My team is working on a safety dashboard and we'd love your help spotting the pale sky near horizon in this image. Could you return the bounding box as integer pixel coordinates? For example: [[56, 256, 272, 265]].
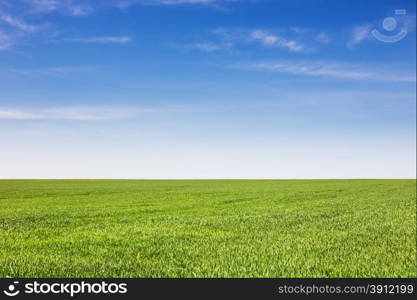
[[0, 0, 415, 179]]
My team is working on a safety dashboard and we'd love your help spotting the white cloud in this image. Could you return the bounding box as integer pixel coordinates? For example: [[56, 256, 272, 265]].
[[235, 61, 416, 82], [290, 26, 309, 34], [250, 30, 278, 46], [0, 106, 146, 121], [21, 0, 62, 13], [5, 65, 96, 77], [144, 0, 218, 4], [19, 0, 239, 13], [0, 109, 40, 120], [0, 29, 13, 50], [250, 29, 304, 52], [315, 32, 331, 44], [0, 1, 93, 51], [0, 13, 41, 51], [184, 42, 222, 51], [20, 0, 93, 16], [63, 36, 132, 44], [0, 0, 245, 51], [347, 24, 371, 48], [118, 0, 229, 6], [0, 14, 39, 31]]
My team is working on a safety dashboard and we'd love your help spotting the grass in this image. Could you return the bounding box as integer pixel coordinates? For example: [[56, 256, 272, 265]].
[[0, 179, 415, 278]]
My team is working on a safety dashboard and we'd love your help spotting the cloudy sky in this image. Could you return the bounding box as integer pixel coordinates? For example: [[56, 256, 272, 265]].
[[0, 0, 415, 179]]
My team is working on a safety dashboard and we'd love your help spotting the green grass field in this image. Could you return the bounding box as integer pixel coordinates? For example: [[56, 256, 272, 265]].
[[0, 179, 415, 278]]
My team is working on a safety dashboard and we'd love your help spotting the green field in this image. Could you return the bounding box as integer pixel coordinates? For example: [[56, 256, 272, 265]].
[[0, 179, 415, 278]]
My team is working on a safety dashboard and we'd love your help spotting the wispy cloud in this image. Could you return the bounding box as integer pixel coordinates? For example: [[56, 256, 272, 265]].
[[0, 14, 39, 31], [315, 32, 331, 44], [0, 12, 41, 50], [18, 0, 242, 14], [0, 106, 147, 121], [290, 26, 309, 34], [20, 0, 93, 16], [250, 30, 279, 46], [0, 0, 246, 51], [347, 24, 371, 48], [250, 29, 304, 52], [234, 61, 416, 82], [5, 65, 96, 77], [208, 27, 308, 53], [139, 0, 219, 4], [0, 1, 95, 51], [184, 42, 221, 52], [62, 36, 132, 44], [117, 0, 236, 7], [0, 29, 13, 50]]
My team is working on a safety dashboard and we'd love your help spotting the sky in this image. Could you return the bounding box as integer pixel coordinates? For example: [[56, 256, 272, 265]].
[[0, 0, 415, 179]]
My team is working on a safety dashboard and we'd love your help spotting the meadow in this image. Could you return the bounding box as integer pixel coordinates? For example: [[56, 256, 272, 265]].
[[0, 179, 415, 278]]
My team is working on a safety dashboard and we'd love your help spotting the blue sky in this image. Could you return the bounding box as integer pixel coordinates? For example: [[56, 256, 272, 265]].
[[0, 0, 415, 178]]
